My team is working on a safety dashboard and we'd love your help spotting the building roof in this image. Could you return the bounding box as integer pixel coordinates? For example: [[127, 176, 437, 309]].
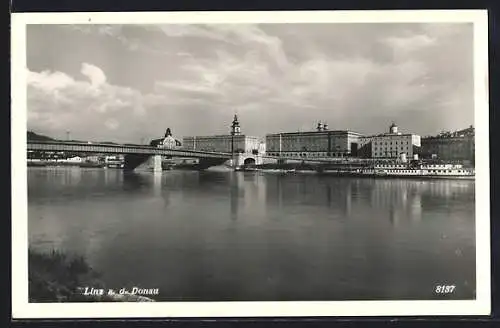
[[183, 134, 261, 140], [422, 125, 475, 139], [266, 130, 364, 137], [422, 135, 474, 141], [371, 133, 418, 138]]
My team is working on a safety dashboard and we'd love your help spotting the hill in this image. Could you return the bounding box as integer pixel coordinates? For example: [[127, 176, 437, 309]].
[[27, 131, 56, 141]]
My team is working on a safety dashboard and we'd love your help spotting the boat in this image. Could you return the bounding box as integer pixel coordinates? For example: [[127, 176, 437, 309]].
[[360, 162, 475, 179], [105, 163, 124, 169], [105, 155, 125, 169], [235, 166, 259, 172]]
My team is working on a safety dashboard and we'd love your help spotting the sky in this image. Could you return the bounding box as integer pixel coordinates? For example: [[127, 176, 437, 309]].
[[26, 23, 474, 143]]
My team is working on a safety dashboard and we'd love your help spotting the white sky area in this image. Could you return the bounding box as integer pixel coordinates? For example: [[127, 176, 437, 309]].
[[26, 23, 474, 143]]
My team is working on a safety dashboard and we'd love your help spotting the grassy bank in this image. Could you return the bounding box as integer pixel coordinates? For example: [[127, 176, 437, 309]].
[[29, 249, 107, 302], [28, 249, 154, 302]]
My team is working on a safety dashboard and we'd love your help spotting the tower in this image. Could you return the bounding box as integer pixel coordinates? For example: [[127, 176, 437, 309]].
[[231, 114, 241, 136], [317, 121, 323, 131], [389, 122, 398, 134], [161, 127, 176, 149]]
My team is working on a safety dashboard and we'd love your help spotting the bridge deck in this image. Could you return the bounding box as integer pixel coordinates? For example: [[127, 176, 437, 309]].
[[27, 141, 232, 159], [27, 141, 395, 165]]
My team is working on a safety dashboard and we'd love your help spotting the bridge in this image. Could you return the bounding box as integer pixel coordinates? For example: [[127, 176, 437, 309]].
[[27, 141, 387, 172], [27, 141, 232, 171]]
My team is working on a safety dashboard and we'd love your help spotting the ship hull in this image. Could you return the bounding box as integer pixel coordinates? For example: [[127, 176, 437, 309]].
[[318, 170, 474, 180]]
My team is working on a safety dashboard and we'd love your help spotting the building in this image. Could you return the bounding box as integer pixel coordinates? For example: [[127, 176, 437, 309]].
[[369, 123, 421, 160], [182, 115, 264, 155], [358, 136, 374, 158], [151, 128, 182, 148], [160, 128, 181, 149], [182, 135, 263, 154], [84, 155, 101, 163], [105, 155, 124, 163], [64, 156, 83, 163], [265, 121, 363, 158], [420, 125, 475, 163]]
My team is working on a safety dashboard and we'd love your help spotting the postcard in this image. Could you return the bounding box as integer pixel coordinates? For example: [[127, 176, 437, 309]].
[[11, 9, 490, 318]]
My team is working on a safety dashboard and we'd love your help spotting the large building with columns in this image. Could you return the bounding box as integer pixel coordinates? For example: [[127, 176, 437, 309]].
[[265, 122, 363, 159], [265, 122, 421, 161]]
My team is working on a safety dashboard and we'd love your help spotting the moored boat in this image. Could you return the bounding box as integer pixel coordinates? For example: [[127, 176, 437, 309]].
[[361, 162, 474, 179], [235, 165, 259, 172]]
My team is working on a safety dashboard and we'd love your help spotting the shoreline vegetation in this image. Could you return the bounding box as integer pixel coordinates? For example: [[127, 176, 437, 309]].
[[28, 249, 155, 302]]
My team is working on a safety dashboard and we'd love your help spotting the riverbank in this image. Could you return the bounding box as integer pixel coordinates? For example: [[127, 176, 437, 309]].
[[28, 161, 105, 168], [28, 249, 155, 302]]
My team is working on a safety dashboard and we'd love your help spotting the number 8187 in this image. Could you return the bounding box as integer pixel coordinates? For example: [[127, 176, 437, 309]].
[[435, 285, 455, 294]]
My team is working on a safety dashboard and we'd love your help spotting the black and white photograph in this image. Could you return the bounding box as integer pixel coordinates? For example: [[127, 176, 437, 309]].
[[11, 10, 490, 318]]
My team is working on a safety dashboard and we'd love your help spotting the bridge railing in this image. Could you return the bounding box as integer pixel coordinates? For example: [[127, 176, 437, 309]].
[[27, 141, 232, 158]]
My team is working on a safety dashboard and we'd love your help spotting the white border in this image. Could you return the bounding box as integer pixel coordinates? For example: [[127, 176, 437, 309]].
[[11, 10, 490, 318]]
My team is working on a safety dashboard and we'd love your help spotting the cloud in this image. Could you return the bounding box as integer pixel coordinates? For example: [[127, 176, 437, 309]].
[[27, 63, 148, 141], [81, 63, 107, 86], [28, 70, 75, 92], [104, 118, 119, 130], [384, 34, 436, 57], [27, 23, 475, 142]]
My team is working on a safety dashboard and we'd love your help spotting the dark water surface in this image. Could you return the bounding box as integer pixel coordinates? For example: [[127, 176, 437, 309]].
[[28, 167, 476, 301]]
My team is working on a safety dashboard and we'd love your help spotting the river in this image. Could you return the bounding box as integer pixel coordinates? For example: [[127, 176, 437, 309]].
[[28, 166, 476, 301]]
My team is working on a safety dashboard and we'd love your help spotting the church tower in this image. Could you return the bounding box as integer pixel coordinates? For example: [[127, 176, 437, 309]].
[[317, 121, 323, 131], [389, 122, 398, 134], [231, 114, 241, 136]]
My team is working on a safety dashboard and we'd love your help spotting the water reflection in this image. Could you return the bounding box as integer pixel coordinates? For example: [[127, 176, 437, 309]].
[[28, 168, 476, 301], [228, 172, 268, 221], [326, 185, 332, 208], [229, 173, 241, 221], [264, 176, 474, 226], [153, 172, 162, 197], [122, 171, 148, 190]]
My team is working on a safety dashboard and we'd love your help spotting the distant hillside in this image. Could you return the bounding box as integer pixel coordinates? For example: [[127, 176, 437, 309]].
[[27, 131, 143, 145], [27, 131, 56, 141]]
